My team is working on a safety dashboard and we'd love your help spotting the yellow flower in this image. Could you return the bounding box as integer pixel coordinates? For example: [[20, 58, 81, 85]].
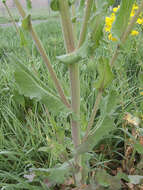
[[113, 5, 120, 13], [130, 4, 138, 17], [137, 18, 143, 24], [140, 91, 143, 95], [131, 30, 139, 36], [108, 33, 117, 41]]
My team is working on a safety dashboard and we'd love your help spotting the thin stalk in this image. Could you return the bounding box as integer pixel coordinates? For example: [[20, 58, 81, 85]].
[[3, 2, 19, 34], [13, 0, 71, 109], [59, 0, 81, 185], [78, 0, 93, 47], [110, 0, 143, 66], [82, 90, 102, 142], [71, 4, 77, 44]]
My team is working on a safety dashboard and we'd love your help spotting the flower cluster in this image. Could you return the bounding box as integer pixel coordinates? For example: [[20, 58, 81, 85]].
[[105, 4, 143, 41]]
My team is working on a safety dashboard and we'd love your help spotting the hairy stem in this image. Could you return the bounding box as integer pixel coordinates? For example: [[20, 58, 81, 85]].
[[78, 0, 93, 47], [59, 0, 81, 185], [13, 0, 70, 109]]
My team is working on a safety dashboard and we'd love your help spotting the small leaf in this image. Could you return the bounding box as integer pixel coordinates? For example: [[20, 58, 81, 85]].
[[19, 29, 28, 47], [89, 14, 104, 51], [68, 0, 75, 6], [2, 0, 6, 3], [111, 0, 135, 40], [76, 116, 114, 155], [26, 0, 32, 10], [57, 39, 88, 65], [22, 14, 31, 31], [50, 0, 59, 11], [95, 57, 114, 89]]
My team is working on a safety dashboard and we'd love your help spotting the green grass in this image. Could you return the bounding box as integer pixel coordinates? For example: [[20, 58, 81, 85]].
[[0, 17, 143, 189]]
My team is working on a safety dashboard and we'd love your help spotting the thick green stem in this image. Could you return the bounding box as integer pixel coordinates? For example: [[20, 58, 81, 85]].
[[59, 0, 81, 185], [13, 0, 70, 109], [110, 0, 143, 66], [78, 0, 93, 47]]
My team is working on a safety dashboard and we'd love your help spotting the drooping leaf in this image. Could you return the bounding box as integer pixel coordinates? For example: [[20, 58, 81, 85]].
[[50, 0, 59, 11], [76, 116, 114, 155], [22, 14, 31, 31], [56, 39, 88, 65], [14, 61, 67, 114], [26, 0, 32, 10], [94, 57, 114, 89], [111, 0, 135, 40]]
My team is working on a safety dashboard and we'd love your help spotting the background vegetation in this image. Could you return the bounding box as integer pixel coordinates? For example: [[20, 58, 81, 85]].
[[0, 0, 143, 189]]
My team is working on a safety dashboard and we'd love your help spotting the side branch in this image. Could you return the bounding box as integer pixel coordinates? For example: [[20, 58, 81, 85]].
[[13, 0, 71, 109]]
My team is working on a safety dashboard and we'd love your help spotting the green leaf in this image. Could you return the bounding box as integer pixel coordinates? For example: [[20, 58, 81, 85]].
[[14, 61, 67, 114], [2, 0, 6, 3], [95, 169, 121, 190], [111, 0, 135, 40], [13, 90, 25, 107], [134, 142, 143, 154], [89, 14, 104, 51], [138, 72, 143, 86], [19, 29, 28, 47], [96, 169, 111, 187], [95, 57, 114, 89], [31, 160, 73, 184], [22, 14, 31, 31], [26, 0, 32, 10], [116, 172, 129, 182], [50, 0, 59, 11], [89, 0, 114, 53], [100, 90, 119, 116], [68, 0, 75, 6], [56, 39, 88, 65], [75, 116, 114, 155]]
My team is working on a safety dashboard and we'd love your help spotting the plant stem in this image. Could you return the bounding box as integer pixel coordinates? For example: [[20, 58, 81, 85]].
[[3, 2, 19, 34], [13, 0, 71, 109], [59, 0, 81, 185], [110, 0, 143, 66], [82, 89, 103, 142], [78, 0, 93, 47]]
